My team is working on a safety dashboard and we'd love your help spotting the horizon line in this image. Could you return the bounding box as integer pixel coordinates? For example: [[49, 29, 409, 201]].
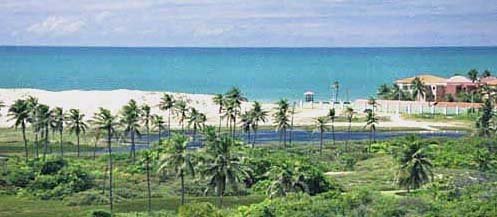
[[2, 44, 497, 49]]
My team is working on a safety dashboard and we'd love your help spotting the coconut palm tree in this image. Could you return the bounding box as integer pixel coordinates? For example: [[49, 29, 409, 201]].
[[26, 96, 40, 157], [8, 99, 30, 162], [50, 107, 64, 157], [396, 139, 433, 193], [222, 99, 236, 137], [35, 104, 51, 161], [328, 108, 336, 146], [288, 102, 296, 146], [152, 114, 166, 143], [187, 107, 206, 144], [314, 116, 330, 154], [212, 94, 225, 133], [174, 100, 188, 133], [66, 109, 88, 158], [141, 104, 152, 147], [92, 108, 118, 215], [274, 99, 290, 147], [344, 107, 355, 150], [120, 99, 142, 162], [202, 135, 250, 207], [225, 87, 248, 137], [266, 163, 308, 198], [468, 69, 479, 83], [482, 70, 492, 78], [364, 109, 378, 151], [240, 111, 253, 144], [92, 128, 102, 160], [140, 150, 153, 213], [158, 134, 195, 205], [332, 81, 340, 104], [159, 93, 175, 137], [411, 77, 426, 101], [250, 101, 268, 147]]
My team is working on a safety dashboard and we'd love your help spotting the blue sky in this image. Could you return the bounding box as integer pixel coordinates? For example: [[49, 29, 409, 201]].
[[1, 0, 497, 47]]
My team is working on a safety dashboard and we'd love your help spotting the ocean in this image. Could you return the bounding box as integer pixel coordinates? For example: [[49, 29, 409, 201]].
[[1, 46, 497, 102]]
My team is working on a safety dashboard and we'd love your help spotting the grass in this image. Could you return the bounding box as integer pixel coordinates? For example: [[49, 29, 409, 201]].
[[0, 195, 265, 217]]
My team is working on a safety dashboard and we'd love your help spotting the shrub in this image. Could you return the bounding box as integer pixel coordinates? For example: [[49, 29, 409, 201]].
[[90, 210, 111, 217], [178, 202, 223, 217]]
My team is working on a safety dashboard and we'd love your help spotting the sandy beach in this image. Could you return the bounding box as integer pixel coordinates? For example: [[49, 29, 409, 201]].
[[0, 88, 462, 130]]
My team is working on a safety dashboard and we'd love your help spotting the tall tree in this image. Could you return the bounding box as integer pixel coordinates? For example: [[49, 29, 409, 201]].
[[411, 77, 426, 101], [377, 84, 391, 99], [141, 104, 152, 148], [328, 108, 336, 146], [364, 109, 378, 151], [158, 134, 195, 205], [152, 114, 166, 143], [203, 135, 250, 207], [140, 150, 153, 213], [225, 87, 248, 137], [120, 99, 142, 162], [476, 99, 493, 137], [174, 100, 188, 133], [344, 107, 355, 151], [35, 104, 51, 161], [468, 69, 479, 83], [314, 116, 330, 154], [240, 111, 254, 144], [250, 101, 268, 147], [8, 99, 30, 162], [26, 96, 40, 158], [482, 69, 492, 78], [267, 163, 308, 198], [212, 94, 225, 133], [159, 93, 175, 137], [274, 99, 290, 147], [50, 107, 64, 158], [92, 108, 118, 215], [333, 81, 340, 104], [187, 107, 206, 144], [395, 138, 433, 193], [66, 109, 88, 158]]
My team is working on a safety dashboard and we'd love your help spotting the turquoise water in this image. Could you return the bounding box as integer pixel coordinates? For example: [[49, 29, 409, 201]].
[[1, 46, 497, 101]]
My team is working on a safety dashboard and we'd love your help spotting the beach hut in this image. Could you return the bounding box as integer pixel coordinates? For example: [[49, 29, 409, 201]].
[[304, 91, 314, 103]]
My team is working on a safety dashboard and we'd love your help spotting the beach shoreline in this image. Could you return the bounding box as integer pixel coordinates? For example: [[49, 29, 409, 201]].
[[0, 88, 465, 130]]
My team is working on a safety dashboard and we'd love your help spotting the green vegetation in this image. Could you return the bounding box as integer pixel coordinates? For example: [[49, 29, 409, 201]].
[[2, 87, 497, 217]]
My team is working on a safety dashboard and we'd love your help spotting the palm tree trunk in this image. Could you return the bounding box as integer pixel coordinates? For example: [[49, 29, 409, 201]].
[[43, 126, 49, 161], [218, 108, 222, 133], [320, 130, 323, 154], [168, 110, 171, 138], [93, 139, 97, 160], [347, 121, 351, 152], [22, 123, 28, 162], [283, 128, 287, 147], [193, 126, 197, 144], [146, 125, 150, 148], [146, 156, 152, 213], [131, 131, 136, 162], [331, 119, 335, 146], [233, 114, 237, 139], [59, 130, 64, 158], [158, 127, 162, 143], [180, 173, 185, 205], [252, 125, 257, 148], [77, 132, 81, 158], [35, 132, 39, 159], [107, 129, 114, 216]]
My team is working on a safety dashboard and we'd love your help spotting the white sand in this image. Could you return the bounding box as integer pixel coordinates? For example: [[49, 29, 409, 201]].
[[0, 88, 460, 130]]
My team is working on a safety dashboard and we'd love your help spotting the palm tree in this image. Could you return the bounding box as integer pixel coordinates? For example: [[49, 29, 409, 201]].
[[482, 70, 492, 78], [203, 135, 250, 207], [120, 99, 142, 162], [344, 107, 355, 150], [222, 99, 236, 137], [250, 101, 268, 147], [66, 109, 88, 158], [92, 108, 118, 215], [159, 93, 175, 137], [274, 99, 290, 147], [140, 150, 153, 213], [174, 100, 188, 133], [377, 84, 391, 99], [141, 104, 152, 148], [225, 87, 248, 137], [314, 116, 330, 154], [396, 139, 433, 193], [364, 109, 378, 151], [187, 107, 206, 144], [152, 114, 166, 143], [26, 96, 39, 158], [468, 69, 479, 83], [92, 128, 102, 160], [328, 108, 336, 146], [411, 77, 426, 101], [240, 111, 253, 144], [158, 134, 195, 205], [267, 163, 308, 198], [8, 99, 30, 162], [332, 81, 340, 104], [50, 107, 64, 157], [35, 104, 51, 161], [288, 102, 296, 146], [212, 94, 225, 133]]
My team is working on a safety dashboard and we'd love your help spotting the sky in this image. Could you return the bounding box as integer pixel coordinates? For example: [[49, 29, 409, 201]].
[[1, 0, 497, 47]]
